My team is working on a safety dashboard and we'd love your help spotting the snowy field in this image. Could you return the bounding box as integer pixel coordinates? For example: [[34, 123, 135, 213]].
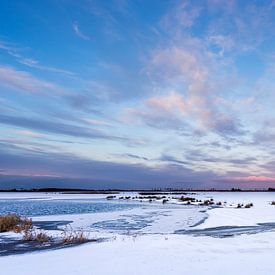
[[1, 192, 275, 274]]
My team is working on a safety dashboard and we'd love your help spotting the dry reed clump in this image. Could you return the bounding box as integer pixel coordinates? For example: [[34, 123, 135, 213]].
[[0, 214, 32, 233], [23, 230, 52, 243], [61, 226, 89, 244]]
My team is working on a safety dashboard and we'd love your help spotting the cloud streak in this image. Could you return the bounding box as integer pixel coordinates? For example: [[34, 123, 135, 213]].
[[0, 114, 127, 142], [0, 65, 66, 95], [72, 21, 91, 40]]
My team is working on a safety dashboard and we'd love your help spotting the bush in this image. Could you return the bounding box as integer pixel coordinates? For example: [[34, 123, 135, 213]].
[[0, 214, 20, 232], [237, 203, 243, 208], [244, 203, 253, 208], [201, 200, 214, 206], [271, 201, 275, 205], [0, 214, 32, 233], [106, 195, 116, 200], [179, 196, 196, 202]]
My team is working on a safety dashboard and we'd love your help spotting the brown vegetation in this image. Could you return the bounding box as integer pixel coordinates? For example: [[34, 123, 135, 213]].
[[23, 230, 52, 243], [61, 226, 89, 244], [0, 214, 32, 233], [179, 196, 196, 203]]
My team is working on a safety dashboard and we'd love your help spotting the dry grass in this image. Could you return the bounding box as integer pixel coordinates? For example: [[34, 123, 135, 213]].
[[0, 214, 92, 247], [0, 214, 32, 233], [23, 230, 52, 243], [61, 226, 89, 244]]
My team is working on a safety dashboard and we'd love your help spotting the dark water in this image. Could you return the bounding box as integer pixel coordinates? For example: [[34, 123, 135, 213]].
[[0, 199, 142, 216], [175, 223, 275, 238]]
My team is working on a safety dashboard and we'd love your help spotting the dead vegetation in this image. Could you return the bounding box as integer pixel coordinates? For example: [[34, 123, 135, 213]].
[[200, 199, 215, 206], [0, 214, 91, 247], [23, 230, 52, 243], [61, 226, 89, 244], [236, 202, 254, 208], [179, 196, 196, 203], [0, 214, 32, 233]]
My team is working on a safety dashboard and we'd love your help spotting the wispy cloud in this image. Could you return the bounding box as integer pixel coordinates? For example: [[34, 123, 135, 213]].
[[15, 130, 44, 138], [72, 21, 91, 40], [0, 65, 65, 95], [18, 57, 75, 76], [0, 113, 126, 142], [0, 40, 75, 76]]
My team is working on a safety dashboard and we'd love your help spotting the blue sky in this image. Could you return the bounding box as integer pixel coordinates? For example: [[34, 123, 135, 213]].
[[1, 0, 275, 189]]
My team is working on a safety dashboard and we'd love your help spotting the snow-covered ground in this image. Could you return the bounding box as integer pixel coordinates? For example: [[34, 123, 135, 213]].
[[1, 192, 275, 275], [2, 233, 275, 275]]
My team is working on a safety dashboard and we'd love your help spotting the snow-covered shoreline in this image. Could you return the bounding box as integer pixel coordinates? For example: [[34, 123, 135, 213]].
[[1, 192, 275, 274]]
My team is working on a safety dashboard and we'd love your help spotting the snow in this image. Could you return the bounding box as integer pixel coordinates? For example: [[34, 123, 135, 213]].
[[1, 192, 275, 274], [32, 205, 207, 235], [194, 192, 275, 228], [1, 233, 275, 275]]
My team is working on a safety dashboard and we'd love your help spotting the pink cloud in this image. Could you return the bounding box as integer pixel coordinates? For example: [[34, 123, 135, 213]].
[[0, 66, 67, 95], [146, 92, 186, 114], [16, 130, 43, 138]]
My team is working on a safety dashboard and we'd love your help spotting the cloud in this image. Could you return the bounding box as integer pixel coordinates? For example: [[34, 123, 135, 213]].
[[182, 149, 257, 166], [0, 143, 218, 189], [0, 40, 74, 76], [0, 143, 272, 190], [15, 130, 44, 138], [72, 21, 91, 40], [126, 91, 190, 131], [128, 90, 243, 136], [0, 114, 126, 142], [160, 1, 201, 32], [222, 176, 275, 183], [124, 154, 149, 161], [18, 57, 75, 76], [137, 12, 246, 136], [132, 0, 275, 140], [160, 154, 189, 165], [0, 65, 66, 95]]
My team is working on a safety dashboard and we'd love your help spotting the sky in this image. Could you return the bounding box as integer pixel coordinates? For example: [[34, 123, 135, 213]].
[[1, 0, 275, 190]]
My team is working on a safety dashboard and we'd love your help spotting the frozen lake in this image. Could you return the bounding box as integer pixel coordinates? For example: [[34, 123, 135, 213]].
[[0, 198, 143, 216], [2, 192, 275, 274]]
